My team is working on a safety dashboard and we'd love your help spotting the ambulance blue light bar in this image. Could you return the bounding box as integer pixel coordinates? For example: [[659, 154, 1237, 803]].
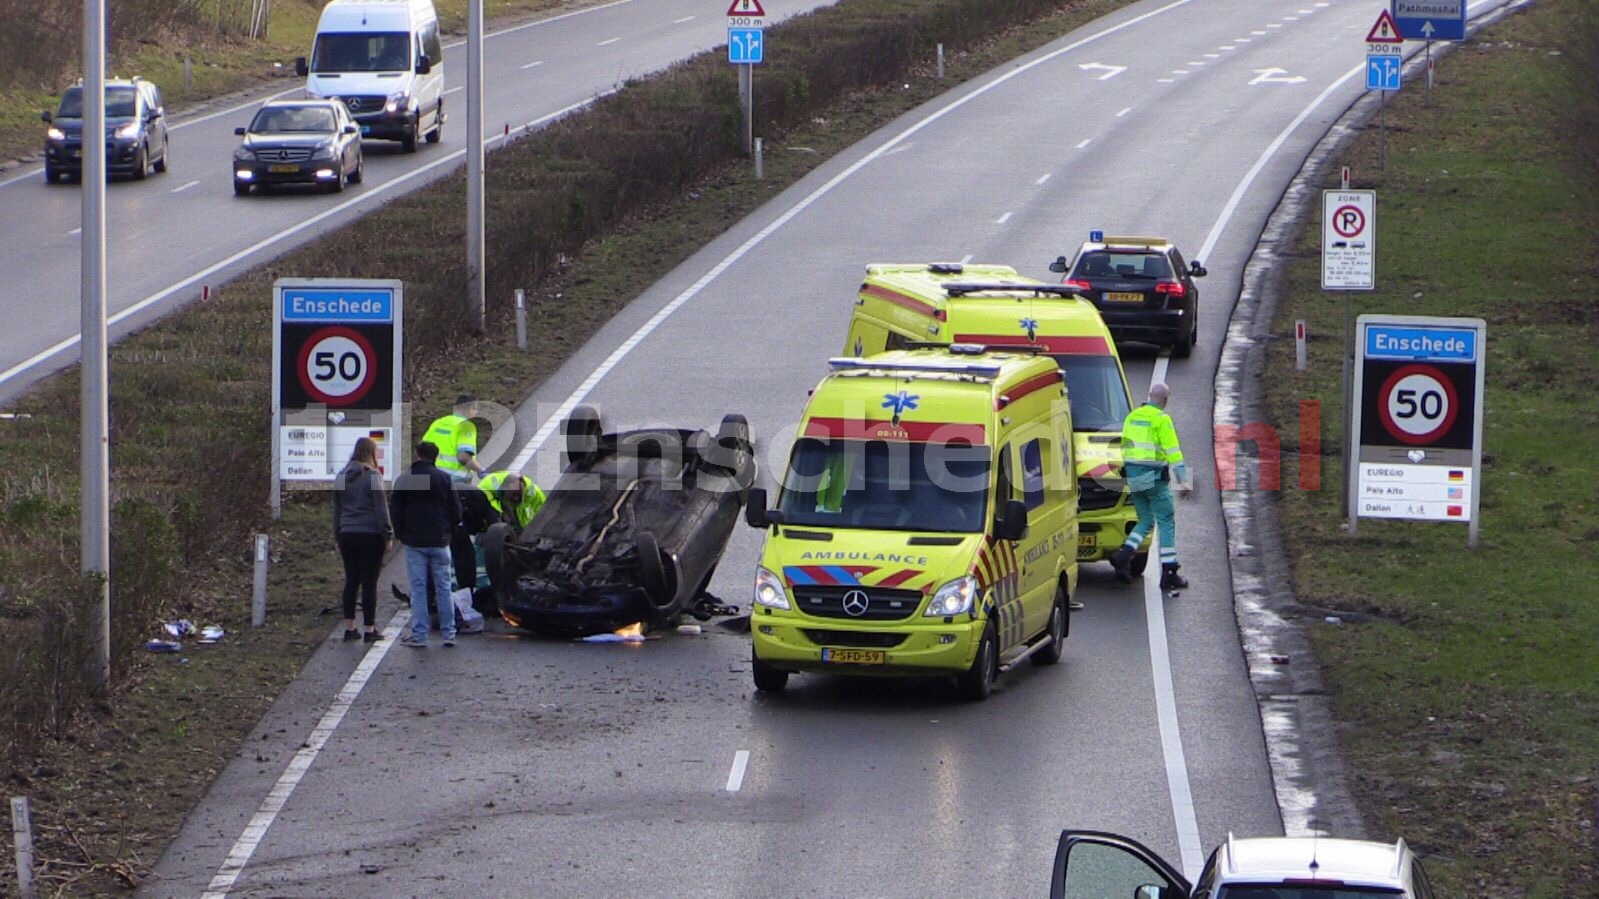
[[826, 356, 1004, 378]]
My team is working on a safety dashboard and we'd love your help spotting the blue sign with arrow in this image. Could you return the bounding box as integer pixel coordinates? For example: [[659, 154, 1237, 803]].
[[1367, 54, 1402, 91], [1392, 0, 1465, 42], [729, 27, 764, 64]]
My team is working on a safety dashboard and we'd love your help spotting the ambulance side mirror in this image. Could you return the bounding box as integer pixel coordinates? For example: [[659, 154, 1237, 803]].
[[1048, 256, 1069, 274], [745, 488, 782, 528], [996, 499, 1028, 542]]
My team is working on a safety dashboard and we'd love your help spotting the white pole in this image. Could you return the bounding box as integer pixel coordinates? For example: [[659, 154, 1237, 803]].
[[514, 289, 527, 350], [466, 0, 485, 334], [11, 797, 34, 899], [251, 534, 269, 627], [1295, 319, 1307, 372], [754, 137, 763, 179], [83, 0, 112, 696], [937, 43, 945, 79]]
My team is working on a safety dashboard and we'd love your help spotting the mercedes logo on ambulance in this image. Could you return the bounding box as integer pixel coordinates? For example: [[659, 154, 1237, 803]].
[[841, 590, 870, 617]]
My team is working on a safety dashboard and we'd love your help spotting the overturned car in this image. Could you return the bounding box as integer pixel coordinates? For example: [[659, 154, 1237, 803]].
[[483, 408, 755, 637]]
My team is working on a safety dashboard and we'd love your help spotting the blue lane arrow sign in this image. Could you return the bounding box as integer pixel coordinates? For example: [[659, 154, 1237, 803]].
[[1367, 54, 1402, 91], [729, 27, 765, 64]]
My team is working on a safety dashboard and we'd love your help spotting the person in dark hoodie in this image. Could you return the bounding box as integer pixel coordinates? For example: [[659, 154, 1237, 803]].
[[332, 436, 393, 643], [389, 441, 463, 647]]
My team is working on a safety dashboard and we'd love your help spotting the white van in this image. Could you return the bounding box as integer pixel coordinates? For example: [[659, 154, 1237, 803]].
[[295, 0, 444, 152]]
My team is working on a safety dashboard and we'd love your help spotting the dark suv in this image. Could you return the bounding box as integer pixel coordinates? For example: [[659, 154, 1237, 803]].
[[1049, 233, 1206, 358], [41, 78, 170, 183]]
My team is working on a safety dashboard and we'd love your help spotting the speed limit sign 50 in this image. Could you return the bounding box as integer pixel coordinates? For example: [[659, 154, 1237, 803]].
[[1377, 364, 1459, 445], [297, 326, 377, 405]]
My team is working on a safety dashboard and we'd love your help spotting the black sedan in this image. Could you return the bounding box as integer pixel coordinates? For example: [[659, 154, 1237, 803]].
[[484, 408, 756, 638], [1049, 233, 1206, 358], [232, 99, 363, 195]]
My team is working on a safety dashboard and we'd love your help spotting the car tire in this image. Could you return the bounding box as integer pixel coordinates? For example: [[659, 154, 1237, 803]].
[[44, 165, 59, 184], [425, 102, 443, 144], [349, 155, 364, 184], [705, 413, 751, 474], [1129, 552, 1150, 578], [329, 162, 346, 193], [956, 622, 998, 701], [401, 116, 419, 153], [560, 405, 604, 471], [636, 532, 675, 608], [482, 522, 514, 598], [153, 137, 168, 174], [233, 180, 250, 196], [752, 648, 789, 693], [1032, 586, 1068, 667], [132, 143, 148, 180]]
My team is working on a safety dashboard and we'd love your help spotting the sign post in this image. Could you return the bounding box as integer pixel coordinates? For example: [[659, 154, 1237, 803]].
[[1350, 315, 1487, 547], [1393, 1, 1464, 105], [1323, 188, 1376, 518], [1366, 10, 1404, 168], [271, 279, 404, 518], [728, 0, 766, 156]]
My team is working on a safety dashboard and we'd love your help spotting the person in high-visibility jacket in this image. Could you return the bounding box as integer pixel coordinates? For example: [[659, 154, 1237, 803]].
[[423, 394, 485, 484], [465, 470, 547, 535], [1110, 382, 1193, 591]]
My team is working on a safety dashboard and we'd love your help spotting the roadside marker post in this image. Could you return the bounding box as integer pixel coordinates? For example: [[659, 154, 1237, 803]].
[[251, 534, 269, 627], [1295, 320, 1307, 372], [515, 288, 528, 350], [11, 796, 35, 899]]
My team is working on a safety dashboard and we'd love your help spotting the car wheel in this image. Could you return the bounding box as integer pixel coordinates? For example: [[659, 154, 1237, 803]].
[[44, 165, 59, 184], [705, 413, 751, 474], [425, 102, 443, 143], [233, 180, 250, 196], [153, 137, 168, 173], [1172, 324, 1193, 359], [956, 622, 998, 701], [1129, 552, 1150, 578], [349, 154, 364, 184], [636, 532, 676, 608], [401, 116, 419, 153], [1032, 586, 1068, 667], [752, 648, 789, 693], [132, 143, 148, 180], [482, 522, 514, 597], [560, 405, 604, 472], [329, 163, 346, 193]]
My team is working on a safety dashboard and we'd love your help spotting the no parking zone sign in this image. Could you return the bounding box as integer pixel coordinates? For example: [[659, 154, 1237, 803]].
[[272, 279, 404, 510], [1350, 314, 1486, 545]]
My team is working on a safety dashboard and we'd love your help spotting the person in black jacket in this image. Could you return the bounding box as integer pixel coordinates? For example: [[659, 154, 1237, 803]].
[[389, 441, 463, 647], [332, 436, 393, 643]]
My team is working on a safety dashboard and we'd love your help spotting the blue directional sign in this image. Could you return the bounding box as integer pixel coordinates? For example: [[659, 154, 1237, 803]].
[[1392, 1, 1466, 41], [729, 27, 764, 64], [1367, 54, 1402, 92]]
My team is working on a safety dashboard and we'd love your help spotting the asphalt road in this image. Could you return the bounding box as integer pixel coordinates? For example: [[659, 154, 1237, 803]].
[[0, 0, 839, 404], [137, 0, 1511, 896]]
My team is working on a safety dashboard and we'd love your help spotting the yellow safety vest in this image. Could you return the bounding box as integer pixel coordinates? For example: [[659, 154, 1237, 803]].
[[478, 471, 547, 529], [1121, 403, 1184, 468], [424, 414, 477, 478]]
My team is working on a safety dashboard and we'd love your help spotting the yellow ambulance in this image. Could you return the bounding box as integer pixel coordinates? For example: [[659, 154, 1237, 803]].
[[843, 263, 1149, 576], [743, 346, 1079, 700]]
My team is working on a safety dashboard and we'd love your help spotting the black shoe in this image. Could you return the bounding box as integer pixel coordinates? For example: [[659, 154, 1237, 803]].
[[342, 629, 360, 642], [363, 631, 383, 643], [1108, 547, 1133, 584], [1160, 563, 1188, 591], [391, 584, 409, 603]]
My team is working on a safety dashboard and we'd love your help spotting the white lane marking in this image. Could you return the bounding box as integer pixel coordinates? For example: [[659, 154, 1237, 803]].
[[996, 212, 1013, 224], [1196, 60, 1362, 263], [1173, 70, 1191, 75], [725, 750, 750, 792], [1079, 62, 1128, 80], [1036, 173, 1052, 186], [1252, 30, 1267, 35], [171, 180, 201, 194], [521, 60, 545, 70], [960, 253, 974, 264], [1, 92, 614, 391], [68, 227, 81, 237], [1235, 37, 1252, 43], [674, 16, 695, 24], [1268, 22, 1283, 28], [445, 85, 464, 97], [1187, 61, 1206, 67], [1220, 45, 1237, 51], [1075, 138, 1091, 149], [1204, 53, 1221, 58], [505, 0, 1201, 473], [1117, 106, 1133, 117], [201, 611, 408, 898], [598, 37, 621, 46], [1158, 78, 1175, 83], [1137, 352, 1202, 880]]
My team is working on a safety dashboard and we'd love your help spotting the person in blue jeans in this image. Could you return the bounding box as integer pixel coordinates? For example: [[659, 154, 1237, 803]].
[[388, 441, 463, 647]]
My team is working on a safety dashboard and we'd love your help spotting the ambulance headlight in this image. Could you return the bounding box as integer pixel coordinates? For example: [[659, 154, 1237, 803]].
[[924, 575, 978, 617], [754, 566, 790, 611]]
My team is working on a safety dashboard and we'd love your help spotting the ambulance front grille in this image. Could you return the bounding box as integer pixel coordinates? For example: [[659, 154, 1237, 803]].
[[793, 586, 923, 621], [1078, 477, 1124, 512], [802, 630, 908, 648]]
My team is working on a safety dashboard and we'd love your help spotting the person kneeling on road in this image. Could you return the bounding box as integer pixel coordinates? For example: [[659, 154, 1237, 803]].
[[1110, 382, 1194, 592], [462, 470, 547, 537]]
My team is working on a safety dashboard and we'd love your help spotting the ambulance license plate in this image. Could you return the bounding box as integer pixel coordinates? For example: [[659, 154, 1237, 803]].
[[1104, 291, 1144, 303], [1078, 534, 1096, 547], [269, 164, 299, 173], [822, 648, 885, 665]]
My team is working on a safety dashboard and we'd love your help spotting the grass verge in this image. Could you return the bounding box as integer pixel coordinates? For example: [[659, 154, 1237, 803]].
[[0, 0, 1137, 892], [1261, 1, 1599, 894]]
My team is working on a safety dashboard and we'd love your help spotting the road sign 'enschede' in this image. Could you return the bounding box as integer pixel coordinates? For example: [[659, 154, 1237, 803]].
[[272, 279, 404, 488], [1350, 314, 1486, 538]]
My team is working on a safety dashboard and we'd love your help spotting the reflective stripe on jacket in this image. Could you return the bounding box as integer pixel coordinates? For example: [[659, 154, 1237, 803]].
[[424, 414, 477, 477], [1121, 403, 1184, 468], [477, 471, 547, 529]]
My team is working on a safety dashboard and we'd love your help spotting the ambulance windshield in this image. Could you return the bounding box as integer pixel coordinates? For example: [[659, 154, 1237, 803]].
[[1053, 355, 1131, 431], [778, 439, 990, 533]]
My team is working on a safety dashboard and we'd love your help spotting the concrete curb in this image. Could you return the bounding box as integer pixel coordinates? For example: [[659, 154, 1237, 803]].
[[1216, 0, 1532, 840]]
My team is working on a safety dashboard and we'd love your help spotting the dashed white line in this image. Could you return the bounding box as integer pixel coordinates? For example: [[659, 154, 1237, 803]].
[[1158, 78, 1175, 83], [1036, 173, 1052, 185], [171, 180, 201, 194], [1187, 61, 1206, 67], [1204, 53, 1221, 59], [959, 253, 974, 265], [1075, 138, 1091, 149], [996, 212, 1013, 224], [597, 37, 620, 46], [68, 227, 81, 237], [1282, 16, 1298, 21], [1117, 106, 1133, 117], [725, 750, 750, 792], [1252, 30, 1267, 35], [673, 15, 695, 23], [1235, 37, 1252, 43], [445, 85, 464, 96], [1173, 69, 1191, 75], [1220, 45, 1236, 51], [1268, 23, 1283, 28], [521, 60, 545, 70]]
